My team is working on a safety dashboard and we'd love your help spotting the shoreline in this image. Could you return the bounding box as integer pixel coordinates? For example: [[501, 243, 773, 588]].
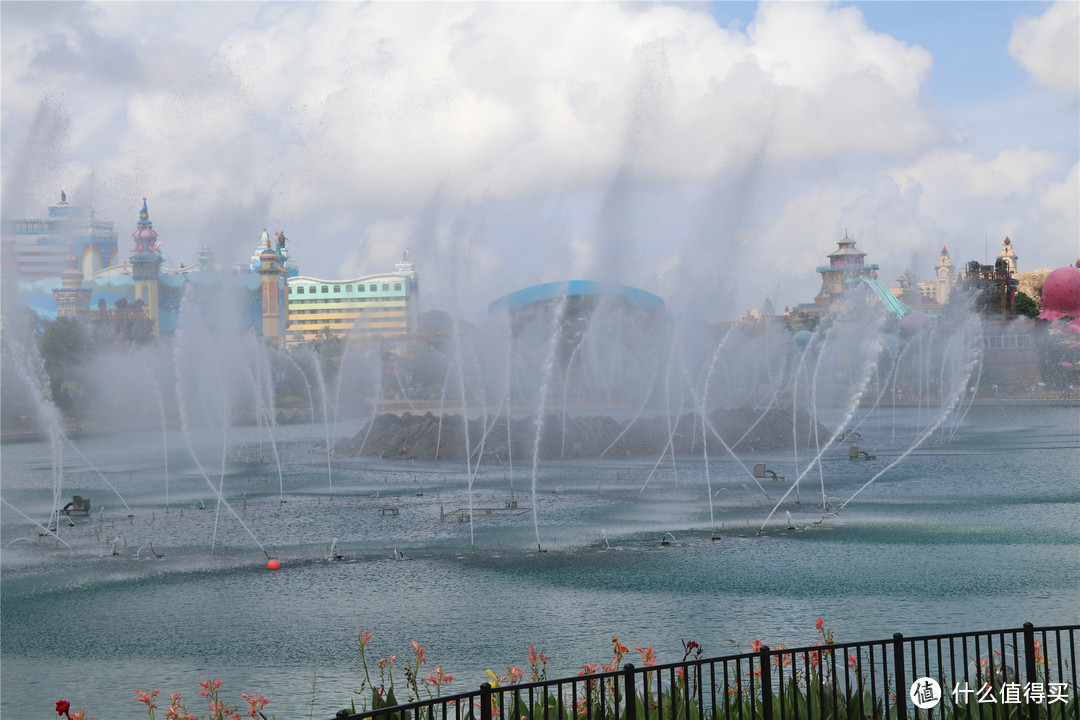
[[3, 396, 1077, 444]]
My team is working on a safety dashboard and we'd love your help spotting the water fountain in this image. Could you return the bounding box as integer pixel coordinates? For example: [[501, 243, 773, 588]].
[[4, 233, 1076, 720]]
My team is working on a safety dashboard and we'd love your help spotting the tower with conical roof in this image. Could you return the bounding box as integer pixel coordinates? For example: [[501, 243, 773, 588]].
[[815, 232, 879, 305], [129, 198, 163, 336], [998, 236, 1018, 274]]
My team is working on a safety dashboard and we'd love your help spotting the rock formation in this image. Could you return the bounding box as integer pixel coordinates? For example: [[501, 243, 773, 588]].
[[336, 407, 826, 460]]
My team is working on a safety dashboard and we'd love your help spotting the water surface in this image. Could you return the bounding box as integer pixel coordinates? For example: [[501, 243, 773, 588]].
[[2, 405, 1077, 718]]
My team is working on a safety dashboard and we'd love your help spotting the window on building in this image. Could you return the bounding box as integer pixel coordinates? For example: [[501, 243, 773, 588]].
[[369, 284, 377, 292], [346, 284, 353, 292], [394, 283, 402, 291], [296, 286, 305, 294], [334, 285, 340, 293], [322, 285, 329, 293], [382, 283, 389, 291]]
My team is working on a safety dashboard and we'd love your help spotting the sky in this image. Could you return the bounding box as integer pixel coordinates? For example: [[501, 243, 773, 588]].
[[2, 0, 1078, 324]]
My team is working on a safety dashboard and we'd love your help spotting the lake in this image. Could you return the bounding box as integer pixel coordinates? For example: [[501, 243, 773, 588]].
[[2, 403, 1077, 719]]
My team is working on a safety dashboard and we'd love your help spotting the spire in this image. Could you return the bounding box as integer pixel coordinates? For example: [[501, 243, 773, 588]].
[[998, 234, 1017, 274], [131, 198, 161, 254]]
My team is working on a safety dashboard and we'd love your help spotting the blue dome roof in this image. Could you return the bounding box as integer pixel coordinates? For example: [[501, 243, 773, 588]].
[[488, 280, 665, 315]]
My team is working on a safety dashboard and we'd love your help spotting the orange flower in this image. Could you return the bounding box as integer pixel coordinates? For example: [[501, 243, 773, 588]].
[[135, 689, 159, 711], [636, 645, 658, 666]]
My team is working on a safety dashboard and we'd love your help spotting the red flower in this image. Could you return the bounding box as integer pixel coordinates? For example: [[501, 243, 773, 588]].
[[815, 618, 825, 631], [56, 700, 71, 717]]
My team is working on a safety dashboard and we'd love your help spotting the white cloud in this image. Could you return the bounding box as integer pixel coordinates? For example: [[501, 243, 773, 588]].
[[2, 1, 1076, 318], [749, 3, 930, 98], [1040, 160, 1080, 264], [203, 1, 946, 209], [878, 146, 1075, 271], [1009, 0, 1080, 95]]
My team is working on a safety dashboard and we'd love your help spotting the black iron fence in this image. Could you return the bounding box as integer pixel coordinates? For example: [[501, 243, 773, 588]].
[[335, 623, 1078, 720]]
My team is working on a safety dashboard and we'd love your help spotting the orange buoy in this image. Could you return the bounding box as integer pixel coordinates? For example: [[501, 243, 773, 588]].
[[267, 559, 280, 570]]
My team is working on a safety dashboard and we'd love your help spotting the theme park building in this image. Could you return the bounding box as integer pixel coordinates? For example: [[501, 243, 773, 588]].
[[2, 193, 118, 280], [9, 196, 419, 351], [285, 252, 418, 349]]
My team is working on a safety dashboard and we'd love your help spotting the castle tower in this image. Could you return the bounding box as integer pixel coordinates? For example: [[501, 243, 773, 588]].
[[129, 198, 163, 336], [934, 246, 956, 305], [52, 247, 93, 323], [197, 244, 216, 271], [815, 232, 879, 305], [998, 236, 1018, 274], [258, 229, 288, 350]]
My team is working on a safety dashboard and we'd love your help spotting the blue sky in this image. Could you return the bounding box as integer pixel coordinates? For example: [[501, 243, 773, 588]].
[[2, 1, 1077, 321], [852, 2, 1074, 155]]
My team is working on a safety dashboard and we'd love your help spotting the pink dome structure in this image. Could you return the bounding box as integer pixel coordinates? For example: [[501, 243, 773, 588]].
[[898, 311, 932, 337], [1039, 266, 1080, 321]]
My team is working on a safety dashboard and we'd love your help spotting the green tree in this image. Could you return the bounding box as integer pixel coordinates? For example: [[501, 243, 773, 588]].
[[1012, 291, 1040, 318], [39, 317, 86, 415]]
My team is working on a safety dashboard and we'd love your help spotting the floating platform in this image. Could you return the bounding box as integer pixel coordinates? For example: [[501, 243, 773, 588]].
[[849, 445, 876, 460], [59, 495, 91, 516], [439, 501, 530, 521], [752, 463, 785, 481]]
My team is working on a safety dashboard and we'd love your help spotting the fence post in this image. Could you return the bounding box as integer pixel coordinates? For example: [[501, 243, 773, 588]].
[[759, 645, 773, 720], [1023, 622, 1038, 720], [623, 663, 637, 720], [481, 683, 492, 720], [892, 633, 908, 720]]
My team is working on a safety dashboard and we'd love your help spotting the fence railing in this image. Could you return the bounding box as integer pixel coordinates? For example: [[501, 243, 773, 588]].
[[335, 623, 1078, 720]]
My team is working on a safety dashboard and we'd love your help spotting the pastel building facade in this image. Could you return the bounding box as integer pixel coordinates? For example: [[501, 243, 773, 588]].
[[14, 199, 288, 341], [12, 196, 422, 351], [285, 253, 418, 348], [2, 193, 118, 280]]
